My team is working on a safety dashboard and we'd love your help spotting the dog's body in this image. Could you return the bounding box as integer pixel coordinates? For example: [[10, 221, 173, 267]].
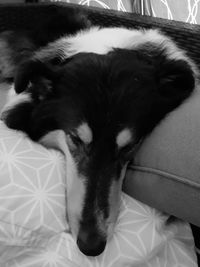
[[0, 8, 90, 84], [0, 24, 198, 256]]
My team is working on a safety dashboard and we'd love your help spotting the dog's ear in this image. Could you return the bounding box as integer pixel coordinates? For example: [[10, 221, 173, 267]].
[[157, 59, 195, 98], [14, 60, 58, 99]]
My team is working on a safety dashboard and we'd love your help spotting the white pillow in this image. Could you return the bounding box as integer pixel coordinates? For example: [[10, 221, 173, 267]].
[[0, 121, 197, 267]]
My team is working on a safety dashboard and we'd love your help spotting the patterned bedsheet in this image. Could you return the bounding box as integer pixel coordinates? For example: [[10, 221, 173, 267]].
[[0, 119, 197, 266]]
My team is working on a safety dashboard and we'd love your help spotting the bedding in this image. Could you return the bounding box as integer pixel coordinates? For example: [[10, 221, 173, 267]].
[[0, 118, 197, 266]]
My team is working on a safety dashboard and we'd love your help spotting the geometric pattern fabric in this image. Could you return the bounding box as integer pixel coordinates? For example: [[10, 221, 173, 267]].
[[0, 121, 197, 266]]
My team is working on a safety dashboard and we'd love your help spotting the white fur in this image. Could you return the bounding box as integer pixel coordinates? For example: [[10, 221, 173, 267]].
[[1, 84, 31, 114], [66, 155, 86, 238], [39, 130, 86, 238], [77, 122, 93, 144], [34, 27, 139, 60], [34, 27, 198, 83], [106, 163, 128, 239], [116, 128, 132, 149]]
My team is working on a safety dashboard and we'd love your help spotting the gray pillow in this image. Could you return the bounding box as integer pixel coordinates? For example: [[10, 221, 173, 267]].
[[124, 87, 200, 226]]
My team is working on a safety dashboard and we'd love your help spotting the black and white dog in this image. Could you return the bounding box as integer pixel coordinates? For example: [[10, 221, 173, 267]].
[[1, 25, 198, 256]]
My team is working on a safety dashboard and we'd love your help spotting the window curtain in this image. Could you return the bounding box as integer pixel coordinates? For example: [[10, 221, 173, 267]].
[[40, 0, 133, 12], [39, 0, 200, 24], [135, 0, 200, 24]]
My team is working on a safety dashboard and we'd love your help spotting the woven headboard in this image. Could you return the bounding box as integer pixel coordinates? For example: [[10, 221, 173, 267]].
[[0, 2, 200, 67]]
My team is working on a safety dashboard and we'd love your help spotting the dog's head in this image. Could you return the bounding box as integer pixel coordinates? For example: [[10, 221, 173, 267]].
[[2, 46, 195, 256]]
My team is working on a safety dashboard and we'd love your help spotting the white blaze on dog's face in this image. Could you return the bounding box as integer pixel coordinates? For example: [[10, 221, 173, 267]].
[[65, 141, 86, 239]]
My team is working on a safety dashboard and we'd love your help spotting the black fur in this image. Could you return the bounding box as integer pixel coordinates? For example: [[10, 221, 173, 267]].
[[30, 8, 91, 47], [2, 47, 195, 256], [0, 10, 91, 82]]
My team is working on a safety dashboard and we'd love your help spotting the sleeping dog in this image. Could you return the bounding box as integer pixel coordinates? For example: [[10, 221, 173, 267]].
[[1, 26, 198, 256]]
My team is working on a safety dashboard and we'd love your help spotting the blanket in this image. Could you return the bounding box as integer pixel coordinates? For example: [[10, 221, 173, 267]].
[[0, 121, 197, 267]]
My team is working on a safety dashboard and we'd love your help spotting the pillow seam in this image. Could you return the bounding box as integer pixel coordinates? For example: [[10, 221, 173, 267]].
[[128, 165, 200, 189]]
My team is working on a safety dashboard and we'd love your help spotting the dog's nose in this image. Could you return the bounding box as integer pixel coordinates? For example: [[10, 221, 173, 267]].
[[77, 230, 106, 256]]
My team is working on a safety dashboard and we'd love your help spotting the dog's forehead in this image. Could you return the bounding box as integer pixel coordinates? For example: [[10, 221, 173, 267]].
[[59, 49, 158, 144]]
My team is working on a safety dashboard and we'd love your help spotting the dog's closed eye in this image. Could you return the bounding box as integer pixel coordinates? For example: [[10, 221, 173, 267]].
[[66, 134, 78, 152], [66, 122, 93, 150], [67, 132, 83, 151]]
